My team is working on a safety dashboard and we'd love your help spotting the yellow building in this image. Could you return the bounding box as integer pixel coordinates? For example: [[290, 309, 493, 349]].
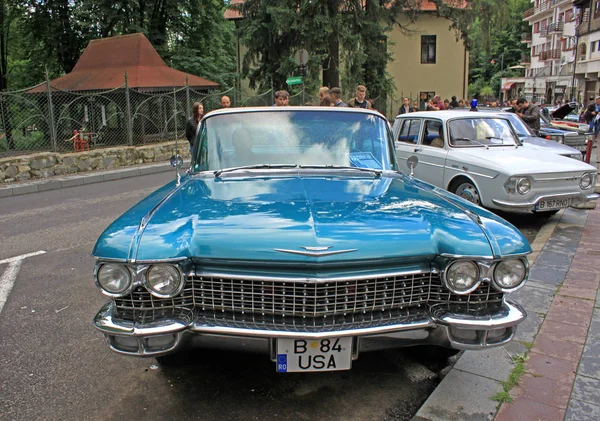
[[225, 0, 469, 114]]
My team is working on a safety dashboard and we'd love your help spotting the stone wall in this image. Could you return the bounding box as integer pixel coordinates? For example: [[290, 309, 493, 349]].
[[0, 141, 190, 184]]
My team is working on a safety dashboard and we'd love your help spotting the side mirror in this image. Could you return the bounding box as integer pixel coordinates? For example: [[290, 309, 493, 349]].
[[407, 156, 419, 177], [170, 155, 183, 169]]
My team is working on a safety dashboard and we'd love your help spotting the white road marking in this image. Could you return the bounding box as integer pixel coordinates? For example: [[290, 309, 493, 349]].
[[0, 251, 46, 314]]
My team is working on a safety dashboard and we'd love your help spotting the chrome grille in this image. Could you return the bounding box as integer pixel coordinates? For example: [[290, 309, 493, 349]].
[[114, 272, 504, 318]]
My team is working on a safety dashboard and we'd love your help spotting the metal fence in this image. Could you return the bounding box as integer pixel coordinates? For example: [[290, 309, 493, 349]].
[[0, 73, 420, 158]]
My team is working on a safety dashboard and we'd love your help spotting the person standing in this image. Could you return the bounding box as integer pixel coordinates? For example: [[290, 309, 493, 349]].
[[585, 97, 600, 139], [186, 102, 203, 156], [398, 98, 415, 115], [432, 95, 445, 110], [329, 88, 347, 107], [220, 95, 231, 108], [516, 97, 540, 134], [274, 90, 290, 106], [347, 85, 372, 109], [319, 87, 330, 105], [449, 96, 460, 108]]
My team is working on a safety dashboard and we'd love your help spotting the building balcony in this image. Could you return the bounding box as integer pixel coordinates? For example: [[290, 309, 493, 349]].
[[524, 8, 534, 19], [522, 32, 532, 43], [521, 54, 532, 64], [548, 22, 564, 33], [539, 49, 562, 61], [540, 27, 550, 37], [576, 13, 600, 36]]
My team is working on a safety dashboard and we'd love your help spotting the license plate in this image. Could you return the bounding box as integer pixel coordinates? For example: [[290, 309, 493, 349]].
[[536, 198, 572, 210], [276, 338, 353, 373]]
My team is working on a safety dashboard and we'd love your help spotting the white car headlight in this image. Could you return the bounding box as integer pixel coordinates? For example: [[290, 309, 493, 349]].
[[97, 264, 132, 295], [145, 265, 183, 297], [580, 172, 593, 190], [445, 261, 480, 294], [516, 177, 531, 195], [493, 259, 527, 291]]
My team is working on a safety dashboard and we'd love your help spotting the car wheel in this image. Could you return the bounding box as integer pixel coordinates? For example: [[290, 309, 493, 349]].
[[534, 210, 559, 218], [453, 181, 481, 205], [155, 352, 188, 367]]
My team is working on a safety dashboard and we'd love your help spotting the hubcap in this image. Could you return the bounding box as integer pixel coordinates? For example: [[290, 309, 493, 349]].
[[455, 183, 480, 205]]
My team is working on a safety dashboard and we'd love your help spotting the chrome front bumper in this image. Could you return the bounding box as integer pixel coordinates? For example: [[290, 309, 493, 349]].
[[93, 300, 527, 358], [492, 192, 599, 212]]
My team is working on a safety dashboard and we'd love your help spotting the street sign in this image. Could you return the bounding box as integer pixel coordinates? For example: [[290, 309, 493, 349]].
[[286, 76, 303, 86], [294, 49, 309, 66]]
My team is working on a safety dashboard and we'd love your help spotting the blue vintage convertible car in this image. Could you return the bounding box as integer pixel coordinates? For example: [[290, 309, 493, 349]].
[[92, 107, 531, 372]]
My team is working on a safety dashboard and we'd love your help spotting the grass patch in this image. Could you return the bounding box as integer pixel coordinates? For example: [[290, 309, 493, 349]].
[[491, 353, 528, 407]]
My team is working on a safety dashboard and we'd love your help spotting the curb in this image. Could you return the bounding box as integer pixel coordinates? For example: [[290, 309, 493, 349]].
[[0, 162, 178, 198]]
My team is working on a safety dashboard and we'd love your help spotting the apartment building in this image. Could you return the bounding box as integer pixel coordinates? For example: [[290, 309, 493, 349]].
[[522, 0, 579, 105], [520, 0, 600, 106]]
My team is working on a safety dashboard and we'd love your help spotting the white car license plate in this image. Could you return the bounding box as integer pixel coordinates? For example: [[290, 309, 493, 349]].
[[276, 338, 352, 373], [536, 198, 572, 211]]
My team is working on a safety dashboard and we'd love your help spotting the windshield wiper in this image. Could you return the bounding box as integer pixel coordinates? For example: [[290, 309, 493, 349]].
[[485, 136, 513, 146], [299, 164, 382, 177], [214, 164, 297, 177], [452, 137, 488, 149]]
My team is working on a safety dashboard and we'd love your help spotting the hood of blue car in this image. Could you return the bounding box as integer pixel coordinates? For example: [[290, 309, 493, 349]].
[[93, 174, 530, 263]]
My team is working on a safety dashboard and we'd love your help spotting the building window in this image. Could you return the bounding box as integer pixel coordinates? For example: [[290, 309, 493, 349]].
[[421, 35, 436, 64], [593, 42, 597, 53], [596, 1, 600, 18], [566, 9, 572, 22], [534, 22, 539, 33]]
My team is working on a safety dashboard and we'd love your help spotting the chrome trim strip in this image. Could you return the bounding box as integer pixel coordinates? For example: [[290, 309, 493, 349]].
[[93, 301, 525, 340], [133, 257, 188, 264], [273, 248, 358, 257], [439, 252, 530, 259], [191, 269, 430, 284], [492, 192, 596, 208], [93, 257, 128, 263], [446, 168, 497, 179]]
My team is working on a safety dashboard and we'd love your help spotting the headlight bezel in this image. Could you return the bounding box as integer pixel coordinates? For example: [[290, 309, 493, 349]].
[[144, 264, 184, 298], [580, 172, 593, 190], [492, 258, 528, 292], [95, 263, 134, 297], [516, 177, 531, 195], [443, 260, 481, 295]]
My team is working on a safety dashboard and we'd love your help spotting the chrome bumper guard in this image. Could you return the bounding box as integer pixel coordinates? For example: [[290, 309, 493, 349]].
[[93, 300, 527, 357], [492, 192, 599, 211]]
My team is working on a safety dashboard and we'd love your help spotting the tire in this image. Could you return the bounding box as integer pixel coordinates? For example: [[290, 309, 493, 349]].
[[155, 351, 189, 367], [453, 181, 481, 205]]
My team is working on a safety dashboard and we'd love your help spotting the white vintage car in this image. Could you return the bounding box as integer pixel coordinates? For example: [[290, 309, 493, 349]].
[[392, 111, 598, 215]]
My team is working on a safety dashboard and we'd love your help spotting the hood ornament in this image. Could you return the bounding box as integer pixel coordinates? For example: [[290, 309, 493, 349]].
[[275, 246, 357, 257]]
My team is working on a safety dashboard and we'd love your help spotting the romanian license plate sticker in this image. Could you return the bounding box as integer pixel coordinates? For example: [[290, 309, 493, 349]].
[[276, 338, 353, 372], [536, 198, 572, 211]]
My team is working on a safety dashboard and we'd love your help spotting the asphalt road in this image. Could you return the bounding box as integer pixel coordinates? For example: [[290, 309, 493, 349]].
[[0, 173, 548, 421]]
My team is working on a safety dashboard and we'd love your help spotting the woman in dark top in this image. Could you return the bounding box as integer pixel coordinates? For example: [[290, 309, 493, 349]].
[[186, 102, 203, 156]]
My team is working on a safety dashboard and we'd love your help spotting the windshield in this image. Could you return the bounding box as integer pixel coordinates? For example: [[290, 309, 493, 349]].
[[448, 117, 519, 147], [191, 110, 396, 172], [500, 113, 534, 137]]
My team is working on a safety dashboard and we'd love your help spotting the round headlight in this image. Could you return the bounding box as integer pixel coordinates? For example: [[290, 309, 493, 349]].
[[146, 265, 182, 297], [516, 177, 531, 195], [445, 261, 480, 294], [97, 264, 132, 295], [493, 259, 527, 291], [580, 172, 593, 189]]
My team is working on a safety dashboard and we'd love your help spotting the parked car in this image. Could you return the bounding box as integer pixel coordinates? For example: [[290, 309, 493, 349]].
[[476, 109, 584, 160], [392, 111, 598, 215], [547, 102, 593, 136], [92, 107, 533, 372]]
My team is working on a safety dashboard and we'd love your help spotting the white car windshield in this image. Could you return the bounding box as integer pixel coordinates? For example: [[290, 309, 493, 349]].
[[191, 110, 396, 172], [448, 117, 519, 147]]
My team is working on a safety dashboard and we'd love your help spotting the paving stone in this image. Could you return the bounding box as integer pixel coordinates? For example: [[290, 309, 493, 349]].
[[496, 397, 565, 421], [453, 348, 513, 382], [526, 352, 577, 383], [414, 369, 500, 421], [559, 208, 589, 226], [511, 373, 572, 409], [537, 319, 589, 345], [591, 309, 600, 340], [528, 266, 568, 287], [532, 335, 584, 362], [551, 295, 595, 313], [509, 285, 554, 315], [533, 251, 574, 270], [571, 374, 600, 406], [564, 270, 600, 285], [558, 285, 598, 300], [513, 311, 543, 343], [564, 399, 600, 421], [579, 337, 600, 380], [545, 305, 591, 328]]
